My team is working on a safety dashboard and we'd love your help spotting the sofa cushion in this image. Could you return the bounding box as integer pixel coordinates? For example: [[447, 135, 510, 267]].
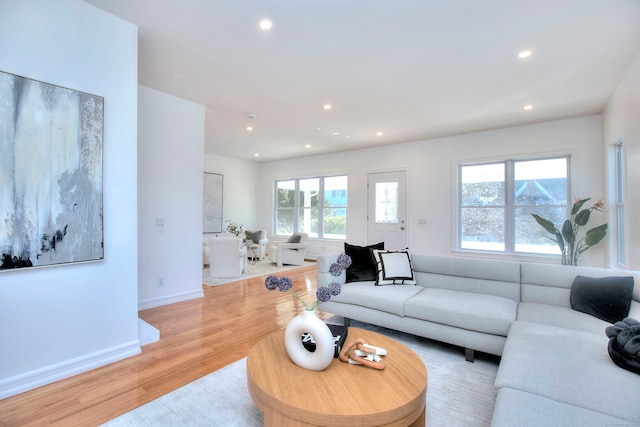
[[517, 302, 610, 335], [372, 249, 416, 286], [329, 281, 423, 317], [570, 275, 634, 324], [491, 388, 635, 427], [496, 321, 640, 422], [404, 288, 517, 336], [344, 242, 384, 283]]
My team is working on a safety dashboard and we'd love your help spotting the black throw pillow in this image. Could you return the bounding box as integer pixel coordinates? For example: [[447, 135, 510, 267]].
[[344, 242, 384, 283], [570, 275, 634, 324]]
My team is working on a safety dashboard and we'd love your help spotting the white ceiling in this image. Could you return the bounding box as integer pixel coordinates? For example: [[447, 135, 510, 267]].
[[86, 0, 640, 162]]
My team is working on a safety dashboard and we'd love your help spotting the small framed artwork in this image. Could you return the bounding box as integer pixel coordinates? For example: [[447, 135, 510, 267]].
[[0, 71, 104, 271]]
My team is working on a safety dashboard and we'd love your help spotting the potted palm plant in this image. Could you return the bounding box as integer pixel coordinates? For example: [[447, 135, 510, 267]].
[[531, 198, 607, 266]]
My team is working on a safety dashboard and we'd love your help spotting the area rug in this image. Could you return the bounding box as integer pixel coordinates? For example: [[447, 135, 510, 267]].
[[203, 259, 316, 286], [102, 320, 499, 427]]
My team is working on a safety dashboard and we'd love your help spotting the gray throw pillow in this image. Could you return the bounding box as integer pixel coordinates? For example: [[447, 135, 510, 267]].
[[287, 234, 301, 243], [245, 231, 260, 244]]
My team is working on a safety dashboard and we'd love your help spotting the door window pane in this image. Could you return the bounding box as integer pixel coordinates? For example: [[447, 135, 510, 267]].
[[375, 182, 398, 223]]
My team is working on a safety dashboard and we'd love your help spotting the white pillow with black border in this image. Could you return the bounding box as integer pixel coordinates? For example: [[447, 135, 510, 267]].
[[372, 249, 416, 286]]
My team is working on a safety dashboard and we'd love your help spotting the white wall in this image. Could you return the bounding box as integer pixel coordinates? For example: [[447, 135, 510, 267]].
[[603, 51, 640, 270], [138, 86, 205, 309], [0, 0, 139, 398], [204, 153, 261, 237], [258, 115, 607, 266]]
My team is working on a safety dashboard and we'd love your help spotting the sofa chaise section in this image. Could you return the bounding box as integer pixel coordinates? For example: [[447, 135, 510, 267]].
[[493, 320, 640, 424]]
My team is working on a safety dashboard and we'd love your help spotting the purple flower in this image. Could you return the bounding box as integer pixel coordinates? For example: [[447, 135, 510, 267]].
[[278, 277, 293, 292], [316, 286, 332, 302], [336, 253, 352, 269], [329, 281, 342, 296], [265, 275, 279, 290], [329, 263, 342, 276]]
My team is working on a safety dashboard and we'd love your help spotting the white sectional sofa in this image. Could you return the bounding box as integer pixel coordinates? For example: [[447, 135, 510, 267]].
[[317, 252, 640, 426]]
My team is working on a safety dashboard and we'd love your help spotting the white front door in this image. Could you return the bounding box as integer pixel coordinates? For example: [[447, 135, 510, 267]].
[[367, 171, 407, 250]]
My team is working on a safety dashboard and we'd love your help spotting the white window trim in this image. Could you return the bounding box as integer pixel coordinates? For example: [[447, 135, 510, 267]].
[[454, 154, 571, 260]]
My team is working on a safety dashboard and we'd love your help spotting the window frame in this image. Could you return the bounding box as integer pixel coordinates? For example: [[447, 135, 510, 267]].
[[612, 141, 626, 268], [456, 154, 571, 257], [274, 174, 348, 240]]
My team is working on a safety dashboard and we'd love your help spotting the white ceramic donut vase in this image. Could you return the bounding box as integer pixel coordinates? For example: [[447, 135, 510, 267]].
[[284, 309, 334, 371]]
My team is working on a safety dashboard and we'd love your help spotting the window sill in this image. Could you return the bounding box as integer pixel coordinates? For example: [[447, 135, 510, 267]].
[[450, 248, 562, 264]]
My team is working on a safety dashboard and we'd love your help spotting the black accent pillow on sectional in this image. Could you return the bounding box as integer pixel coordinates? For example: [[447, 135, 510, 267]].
[[570, 275, 634, 324], [344, 242, 384, 283]]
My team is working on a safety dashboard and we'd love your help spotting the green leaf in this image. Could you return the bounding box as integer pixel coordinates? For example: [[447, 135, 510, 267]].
[[574, 209, 591, 226], [571, 198, 590, 215], [554, 231, 565, 251], [561, 219, 574, 244], [585, 223, 607, 246], [531, 214, 558, 235]]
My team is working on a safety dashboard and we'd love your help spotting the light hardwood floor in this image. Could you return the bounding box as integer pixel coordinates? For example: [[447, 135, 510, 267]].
[[0, 264, 323, 426]]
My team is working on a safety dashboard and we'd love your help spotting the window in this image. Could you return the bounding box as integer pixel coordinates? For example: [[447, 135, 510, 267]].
[[613, 142, 625, 267], [275, 175, 347, 239], [459, 156, 569, 255]]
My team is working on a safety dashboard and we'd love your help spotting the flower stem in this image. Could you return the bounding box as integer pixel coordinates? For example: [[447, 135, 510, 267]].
[[287, 289, 310, 309]]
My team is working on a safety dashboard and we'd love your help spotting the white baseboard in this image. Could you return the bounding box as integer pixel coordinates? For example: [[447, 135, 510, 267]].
[[138, 318, 160, 346], [138, 289, 204, 310], [0, 340, 141, 400]]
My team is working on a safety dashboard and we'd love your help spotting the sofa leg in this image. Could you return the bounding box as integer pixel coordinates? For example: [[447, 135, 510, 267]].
[[465, 348, 475, 363], [343, 317, 351, 327]]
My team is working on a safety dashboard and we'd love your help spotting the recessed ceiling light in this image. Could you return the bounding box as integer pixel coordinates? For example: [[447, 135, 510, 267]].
[[259, 19, 272, 31], [523, 105, 533, 111], [323, 104, 332, 110], [518, 50, 532, 59], [254, 153, 260, 157], [305, 144, 311, 148], [332, 132, 340, 135], [376, 131, 384, 136], [246, 126, 253, 131]]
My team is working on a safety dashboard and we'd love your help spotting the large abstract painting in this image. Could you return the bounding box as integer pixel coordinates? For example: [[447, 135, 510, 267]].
[[203, 173, 223, 233], [0, 71, 104, 270]]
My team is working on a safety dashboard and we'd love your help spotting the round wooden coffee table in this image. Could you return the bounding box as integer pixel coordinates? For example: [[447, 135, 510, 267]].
[[247, 327, 427, 427]]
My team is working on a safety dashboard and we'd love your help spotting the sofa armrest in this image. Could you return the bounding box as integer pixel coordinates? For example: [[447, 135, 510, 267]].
[[317, 252, 346, 286]]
